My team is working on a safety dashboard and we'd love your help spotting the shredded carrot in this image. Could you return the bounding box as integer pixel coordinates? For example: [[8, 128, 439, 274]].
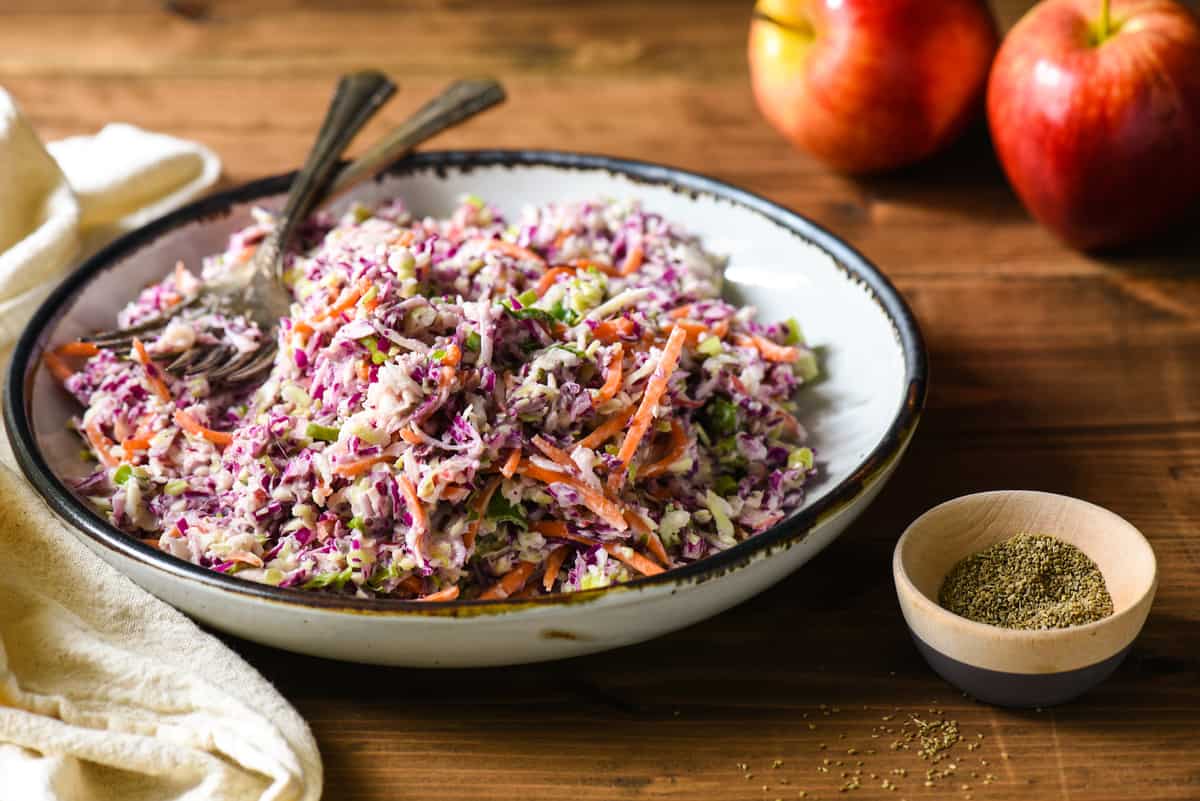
[[536, 266, 575, 297], [577, 406, 635, 450], [227, 551, 264, 568], [604, 543, 665, 576], [542, 546, 569, 591], [486, 239, 546, 266], [292, 321, 315, 344], [397, 475, 428, 553], [132, 338, 172, 402], [619, 511, 669, 567], [479, 560, 538, 600], [552, 230, 571, 249], [511, 582, 541, 600], [173, 409, 233, 447], [314, 278, 369, 321], [735, 333, 802, 363], [644, 531, 670, 568], [619, 243, 644, 276], [592, 317, 636, 344], [416, 585, 460, 602], [500, 448, 522, 478], [638, 420, 688, 479], [139, 537, 162, 549], [531, 520, 569, 539], [54, 341, 100, 358], [569, 258, 620, 277], [331, 453, 390, 477], [465, 475, 503, 550], [532, 525, 604, 551], [672, 319, 707, 346], [441, 343, 462, 367], [356, 360, 371, 382], [594, 343, 624, 403], [84, 422, 119, 468], [608, 325, 688, 491], [536, 523, 663, 576], [399, 425, 423, 445], [121, 435, 152, 459], [441, 485, 470, 503], [667, 303, 695, 319], [672, 318, 731, 347], [44, 351, 74, 384], [392, 231, 416, 247], [532, 435, 576, 470], [518, 460, 628, 532]]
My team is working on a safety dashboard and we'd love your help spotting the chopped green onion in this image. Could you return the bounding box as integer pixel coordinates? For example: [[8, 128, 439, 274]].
[[305, 422, 340, 442], [701, 397, 739, 438], [705, 490, 735, 539], [486, 493, 528, 530], [788, 447, 815, 471], [517, 289, 539, 307], [113, 464, 132, 485], [783, 317, 805, 346], [302, 566, 353, 590], [697, 334, 723, 356], [796, 350, 820, 382], [552, 343, 589, 359], [714, 474, 738, 495], [348, 516, 365, 531], [164, 479, 188, 496], [464, 331, 482, 351], [431, 349, 446, 362]]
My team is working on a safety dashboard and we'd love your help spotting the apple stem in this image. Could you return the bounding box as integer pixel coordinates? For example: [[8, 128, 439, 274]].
[[1099, 0, 1111, 40]]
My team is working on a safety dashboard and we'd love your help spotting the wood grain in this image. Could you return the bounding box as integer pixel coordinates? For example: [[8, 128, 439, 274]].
[[6, 1, 1200, 798]]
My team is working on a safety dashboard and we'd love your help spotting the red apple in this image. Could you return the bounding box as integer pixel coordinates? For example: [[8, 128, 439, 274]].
[[988, 0, 1200, 250], [748, 0, 998, 174]]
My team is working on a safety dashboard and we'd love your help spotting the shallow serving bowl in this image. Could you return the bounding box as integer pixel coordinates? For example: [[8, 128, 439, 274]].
[[5, 150, 926, 667]]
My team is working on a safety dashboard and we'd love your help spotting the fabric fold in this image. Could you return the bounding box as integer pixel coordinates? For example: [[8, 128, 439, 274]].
[[0, 88, 323, 801]]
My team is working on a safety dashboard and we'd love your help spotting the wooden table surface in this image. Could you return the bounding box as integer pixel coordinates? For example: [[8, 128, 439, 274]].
[[6, 1, 1200, 799]]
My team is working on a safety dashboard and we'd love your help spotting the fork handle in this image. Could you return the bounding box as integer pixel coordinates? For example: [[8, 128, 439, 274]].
[[326, 78, 506, 200], [266, 70, 397, 277]]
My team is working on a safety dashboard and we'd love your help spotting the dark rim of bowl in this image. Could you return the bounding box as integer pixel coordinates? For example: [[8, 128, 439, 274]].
[[4, 149, 927, 616]]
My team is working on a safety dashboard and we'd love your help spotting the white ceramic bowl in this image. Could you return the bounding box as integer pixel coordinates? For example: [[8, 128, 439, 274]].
[[5, 151, 926, 666]]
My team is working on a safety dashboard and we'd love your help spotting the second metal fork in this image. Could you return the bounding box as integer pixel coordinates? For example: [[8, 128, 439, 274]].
[[86, 75, 506, 388]]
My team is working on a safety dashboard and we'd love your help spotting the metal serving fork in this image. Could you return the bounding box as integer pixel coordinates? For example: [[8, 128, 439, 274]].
[[86, 76, 507, 387]]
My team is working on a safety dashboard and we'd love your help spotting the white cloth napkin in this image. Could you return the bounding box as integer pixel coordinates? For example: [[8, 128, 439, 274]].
[[0, 92, 221, 347], [0, 89, 323, 801]]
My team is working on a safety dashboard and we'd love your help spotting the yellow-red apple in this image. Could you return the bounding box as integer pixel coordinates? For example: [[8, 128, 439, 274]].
[[748, 0, 998, 173]]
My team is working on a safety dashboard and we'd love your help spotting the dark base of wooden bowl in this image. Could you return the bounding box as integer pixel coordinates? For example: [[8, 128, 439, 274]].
[[912, 634, 1131, 708]]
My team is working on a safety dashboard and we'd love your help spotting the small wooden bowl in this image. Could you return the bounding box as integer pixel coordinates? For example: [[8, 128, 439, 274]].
[[894, 491, 1157, 707]]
